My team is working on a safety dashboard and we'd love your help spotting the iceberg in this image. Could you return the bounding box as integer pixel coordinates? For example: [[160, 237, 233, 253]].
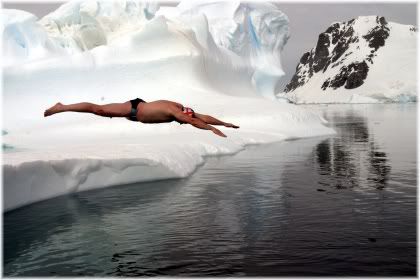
[[2, 0, 334, 212]]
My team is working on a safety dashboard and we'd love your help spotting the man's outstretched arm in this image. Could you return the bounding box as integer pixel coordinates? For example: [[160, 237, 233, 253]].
[[194, 113, 239, 128], [173, 111, 227, 137]]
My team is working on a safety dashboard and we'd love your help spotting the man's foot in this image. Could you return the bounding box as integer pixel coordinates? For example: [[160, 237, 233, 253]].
[[44, 102, 64, 117], [224, 123, 239, 129]]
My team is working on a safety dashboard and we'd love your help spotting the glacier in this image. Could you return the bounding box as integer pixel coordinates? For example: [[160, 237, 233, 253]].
[[2, 0, 334, 212]]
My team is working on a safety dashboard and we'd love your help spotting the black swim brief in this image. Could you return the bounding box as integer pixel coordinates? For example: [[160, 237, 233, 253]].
[[128, 98, 146, 122]]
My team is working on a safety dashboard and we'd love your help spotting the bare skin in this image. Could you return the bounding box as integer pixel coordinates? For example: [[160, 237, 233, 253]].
[[44, 100, 239, 137]]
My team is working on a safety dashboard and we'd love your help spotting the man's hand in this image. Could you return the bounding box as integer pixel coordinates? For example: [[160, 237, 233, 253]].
[[224, 123, 239, 129], [212, 128, 227, 137], [173, 110, 227, 137]]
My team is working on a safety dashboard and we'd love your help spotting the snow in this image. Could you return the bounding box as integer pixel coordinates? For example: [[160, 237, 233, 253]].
[[2, 0, 333, 212], [278, 16, 417, 104]]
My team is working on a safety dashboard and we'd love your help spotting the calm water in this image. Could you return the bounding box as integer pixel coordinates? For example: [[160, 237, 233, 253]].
[[3, 104, 417, 276]]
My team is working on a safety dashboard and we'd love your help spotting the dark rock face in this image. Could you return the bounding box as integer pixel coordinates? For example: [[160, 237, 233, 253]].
[[313, 33, 330, 72], [284, 16, 392, 93], [321, 61, 369, 90], [363, 16, 390, 51]]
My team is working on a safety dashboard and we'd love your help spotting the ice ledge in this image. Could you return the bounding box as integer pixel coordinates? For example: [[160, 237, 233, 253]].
[[3, 127, 333, 212]]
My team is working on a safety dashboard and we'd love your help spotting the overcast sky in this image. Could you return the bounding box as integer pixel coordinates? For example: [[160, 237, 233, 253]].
[[3, 2, 418, 90]]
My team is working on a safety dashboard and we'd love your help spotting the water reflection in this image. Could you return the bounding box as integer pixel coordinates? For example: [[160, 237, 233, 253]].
[[368, 144, 391, 190], [3, 179, 184, 273], [315, 111, 391, 191]]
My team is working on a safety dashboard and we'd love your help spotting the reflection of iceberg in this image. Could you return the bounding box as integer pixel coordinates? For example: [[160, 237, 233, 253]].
[[3, 0, 333, 212]]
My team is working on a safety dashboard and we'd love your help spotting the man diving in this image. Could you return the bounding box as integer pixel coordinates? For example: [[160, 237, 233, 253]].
[[44, 98, 239, 138]]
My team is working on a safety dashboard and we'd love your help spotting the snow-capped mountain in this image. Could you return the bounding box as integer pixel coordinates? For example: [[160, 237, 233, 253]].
[[279, 16, 417, 103]]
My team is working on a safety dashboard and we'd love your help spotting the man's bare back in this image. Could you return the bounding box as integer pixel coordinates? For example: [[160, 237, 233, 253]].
[[44, 99, 239, 137], [137, 100, 183, 123]]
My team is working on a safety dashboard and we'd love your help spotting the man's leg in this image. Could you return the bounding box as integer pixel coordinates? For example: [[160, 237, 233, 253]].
[[194, 113, 239, 128], [44, 102, 131, 118]]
